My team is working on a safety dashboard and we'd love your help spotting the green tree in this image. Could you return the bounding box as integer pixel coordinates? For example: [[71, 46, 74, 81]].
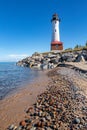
[[74, 44, 82, 49], [74, 44, 79, 49], [85, 41, 87, 47]]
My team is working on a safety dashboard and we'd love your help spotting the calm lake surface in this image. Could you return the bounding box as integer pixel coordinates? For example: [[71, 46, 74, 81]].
[[0, 62, 40, 99]]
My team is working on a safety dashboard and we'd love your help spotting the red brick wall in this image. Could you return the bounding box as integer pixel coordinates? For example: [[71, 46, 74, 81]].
[[51, 44, 63, 50]]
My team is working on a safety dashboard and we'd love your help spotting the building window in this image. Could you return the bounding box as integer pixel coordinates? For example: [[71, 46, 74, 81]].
[[56, 44, 58, 48], [55, 29, 56, 32], [55, 21, 56, 24]]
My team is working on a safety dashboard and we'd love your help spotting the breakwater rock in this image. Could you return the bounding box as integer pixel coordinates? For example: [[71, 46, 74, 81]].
[[17, 50, 87, 70], [8, 68, 87, 130]]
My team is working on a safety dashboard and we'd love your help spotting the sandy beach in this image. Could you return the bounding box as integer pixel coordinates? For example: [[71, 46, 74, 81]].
[[0, 71, 49, 130], [0, 64, 87, 130]]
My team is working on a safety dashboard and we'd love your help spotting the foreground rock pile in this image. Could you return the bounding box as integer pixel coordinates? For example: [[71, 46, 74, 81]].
[[17, 49, 87, 70], [8, 68, 87, 130]]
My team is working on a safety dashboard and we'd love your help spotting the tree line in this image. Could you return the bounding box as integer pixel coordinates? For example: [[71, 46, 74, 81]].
[[65, 41, 87, 51], [74, 42, 87, 49]]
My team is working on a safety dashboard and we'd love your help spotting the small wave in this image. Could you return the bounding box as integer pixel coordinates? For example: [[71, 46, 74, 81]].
[[0, 62, 40, 99]]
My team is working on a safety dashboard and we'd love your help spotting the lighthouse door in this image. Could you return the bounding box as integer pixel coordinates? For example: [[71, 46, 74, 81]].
[[56, 44, 59, 49]]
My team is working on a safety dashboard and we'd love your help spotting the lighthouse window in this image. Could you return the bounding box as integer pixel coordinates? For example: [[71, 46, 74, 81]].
[[55, 21, 56, 23], [55, 29, 56, 32], [56, 45, 58, 48]]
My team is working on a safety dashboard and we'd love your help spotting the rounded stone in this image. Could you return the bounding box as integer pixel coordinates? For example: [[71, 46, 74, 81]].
[[46, 115, 51, 121], [73, 118, 80, 124], [20, 120, 26, 127], [30, 127, 36, 130], [26, 107, 33, 113], [46, 127, 52, 130], [16, 126, 22, 130], [9, 124, 14, 130], [13, 126, 17, 130]]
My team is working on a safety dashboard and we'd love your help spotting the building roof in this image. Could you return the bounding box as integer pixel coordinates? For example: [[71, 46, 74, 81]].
[[51, 41, 63, 45], [51, 13, 60, 22]]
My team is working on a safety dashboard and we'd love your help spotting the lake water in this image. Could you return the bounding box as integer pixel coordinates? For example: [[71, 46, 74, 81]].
[[0, 62, 40, 99]]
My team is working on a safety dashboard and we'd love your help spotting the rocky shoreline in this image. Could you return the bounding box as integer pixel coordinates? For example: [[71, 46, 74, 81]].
[[57, 63, 87, 78], [7, 67, 87, 130], [17, 49, 87, 70]]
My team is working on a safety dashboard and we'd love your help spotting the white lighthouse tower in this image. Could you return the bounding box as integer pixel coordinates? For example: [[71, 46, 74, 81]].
[[51, 13, 63, 51]]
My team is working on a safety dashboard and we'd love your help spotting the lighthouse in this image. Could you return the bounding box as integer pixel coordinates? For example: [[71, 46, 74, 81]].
[[51, 13, 63, 51]]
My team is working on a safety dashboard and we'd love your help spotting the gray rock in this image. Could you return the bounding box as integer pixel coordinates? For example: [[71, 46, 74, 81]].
[[75, 54, 85, 62], [46, 115, 51, 121], [48, 54, 57, 58], [48, 63, 52, 69], [42, 59, 49, 64], [38, 110, 43, 117], [13, 126, 17, 130], [50, 58, 58, 64], [50, 63, 55, 69], [9, 124, 15, 130], [46, 127, 52, 130], [73, 118, 80, 124], [41, 64, 48, 70], [16, 126, 22, 130], [30, 127, 36, 130], [79, 124, 83, 129], [17, 49, 87, 69]]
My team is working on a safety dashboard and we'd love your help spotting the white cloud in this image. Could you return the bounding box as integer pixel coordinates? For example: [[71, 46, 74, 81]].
[[8, 54, 28, 61]]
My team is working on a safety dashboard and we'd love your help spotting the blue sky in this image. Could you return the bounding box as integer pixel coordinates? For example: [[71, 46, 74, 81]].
[[0, 0, 87, 61]]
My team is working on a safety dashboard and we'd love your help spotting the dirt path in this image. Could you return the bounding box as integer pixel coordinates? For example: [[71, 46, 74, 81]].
[[65, 62, 87, 70]]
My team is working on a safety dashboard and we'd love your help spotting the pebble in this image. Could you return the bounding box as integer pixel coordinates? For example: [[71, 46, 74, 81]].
[[8, 124, 14, 130], [13, 126, 17, 130], [73, 118, 81, 124], [46, 115, 51, 121], [16, 126, 22, 130], [46, 127, 52, 130], [30, 127, 36, 130], [20, 120, 26, 127], [8, 68, 87, 130]]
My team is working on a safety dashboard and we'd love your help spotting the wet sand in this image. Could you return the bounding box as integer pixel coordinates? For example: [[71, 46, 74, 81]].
[[0, 71, 49, 130]]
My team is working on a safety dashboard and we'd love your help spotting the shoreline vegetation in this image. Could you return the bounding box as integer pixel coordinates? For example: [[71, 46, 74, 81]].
[[0, 62, 87, 130]]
